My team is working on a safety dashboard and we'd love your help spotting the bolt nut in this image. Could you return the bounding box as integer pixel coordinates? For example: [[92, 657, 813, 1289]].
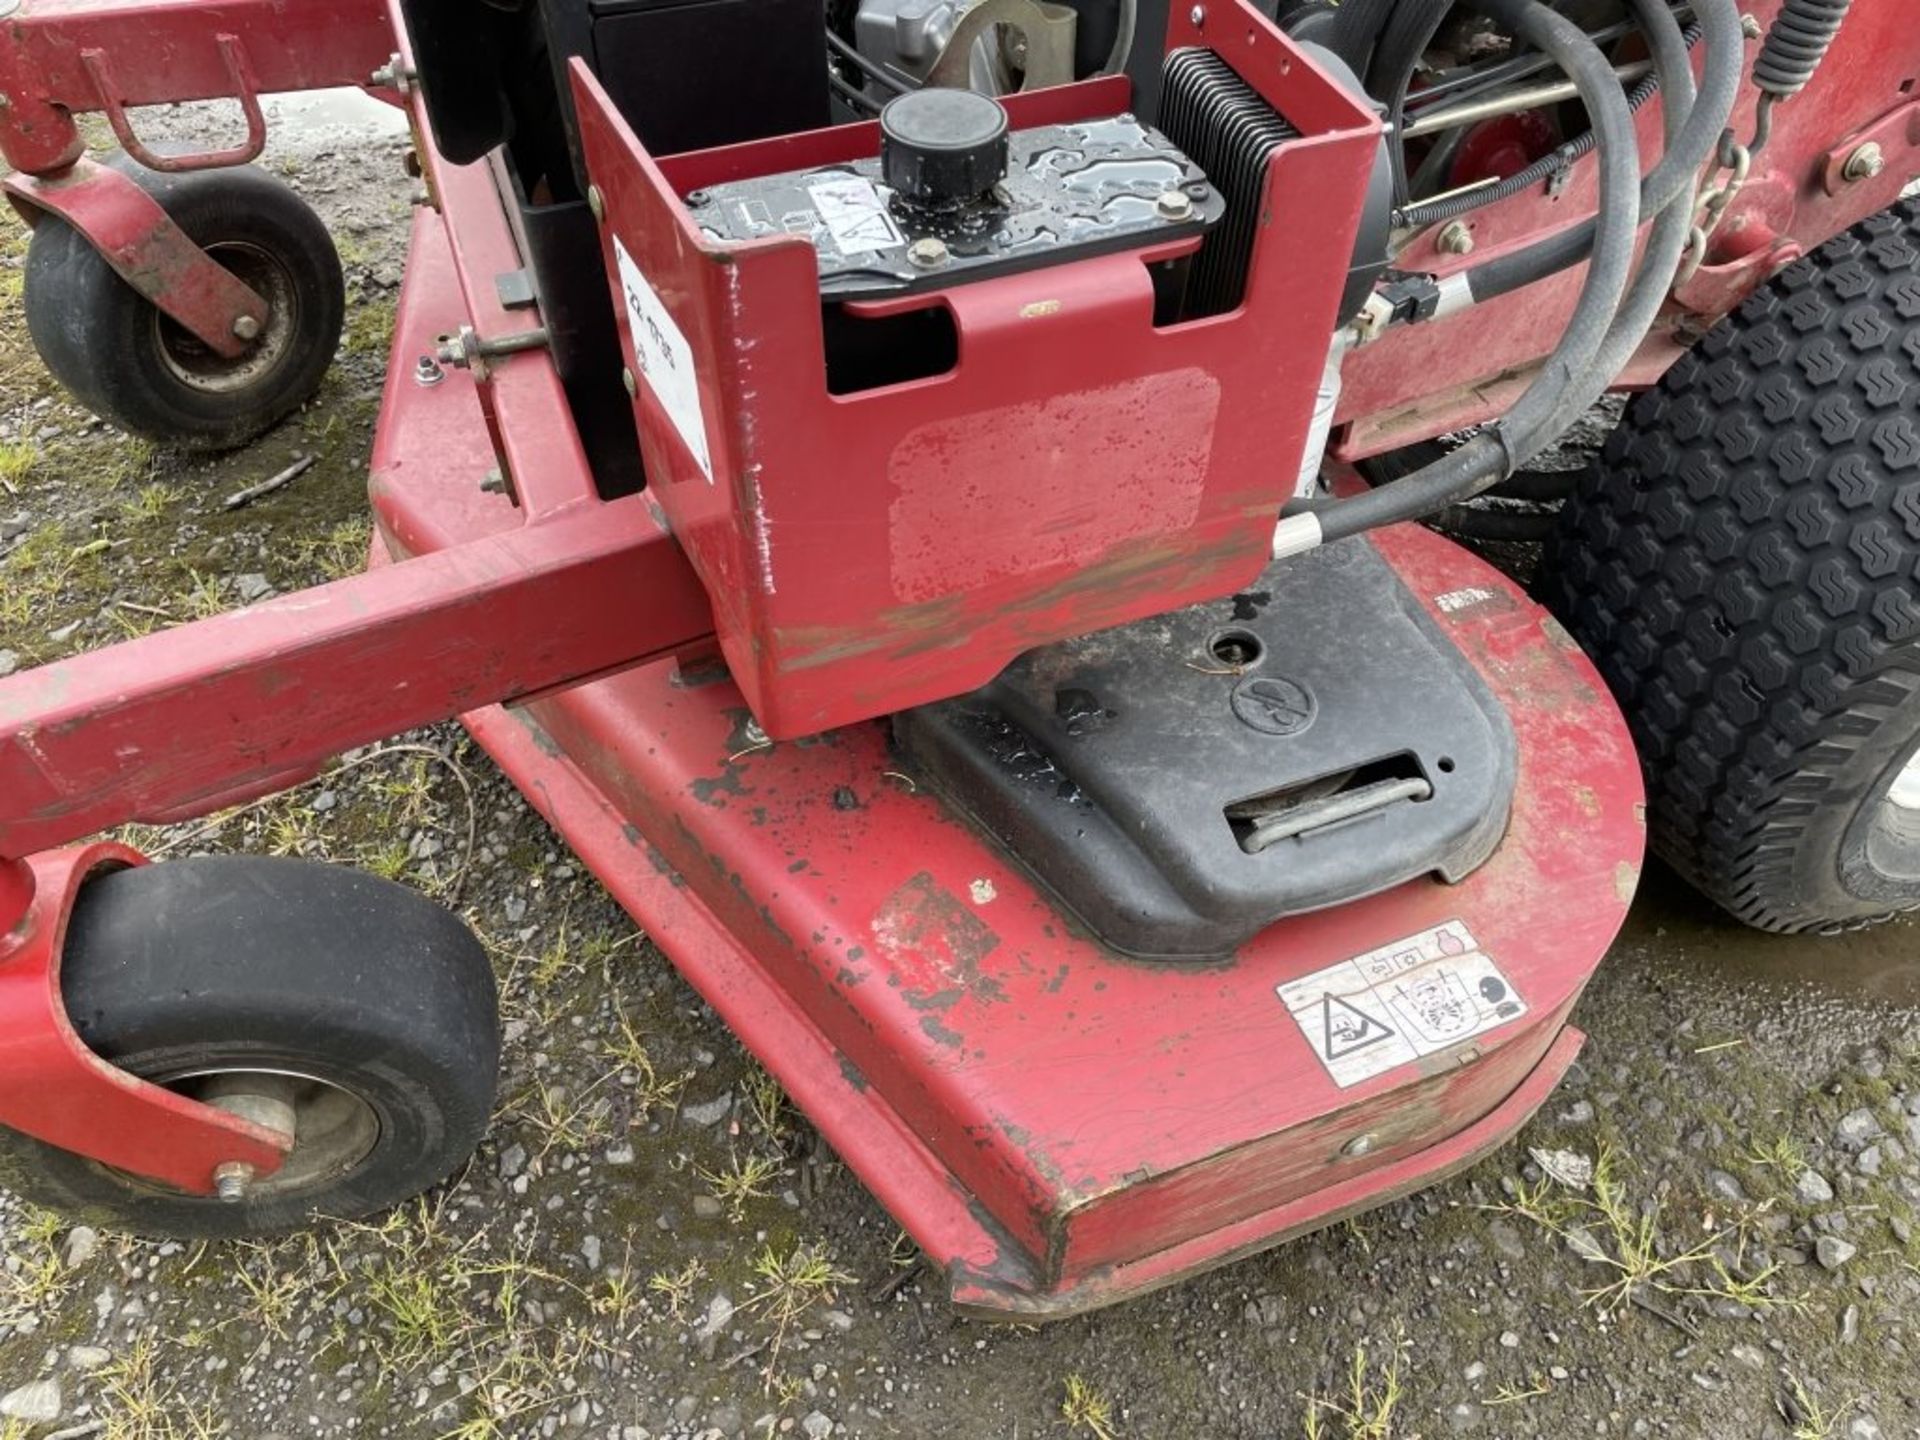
[[1843, 141, 1885, 183], [231, 314, 262, 342], [413, 353, 444, 387], [588, 184, 606, 223], [1155, 188, 1195, 221], [907, 236, 951, 269], [1437, 220, 1476, 256], [212, 1162, 255, 1203], [1740, 12, 1763, 39]]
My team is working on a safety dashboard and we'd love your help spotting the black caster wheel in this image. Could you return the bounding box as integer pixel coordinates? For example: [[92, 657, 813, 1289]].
[[0, 857, 499, 1239], [22, 156, 346, 452]]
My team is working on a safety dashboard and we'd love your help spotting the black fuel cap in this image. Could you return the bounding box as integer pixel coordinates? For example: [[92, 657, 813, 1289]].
[[880, 88, 1010, 205]]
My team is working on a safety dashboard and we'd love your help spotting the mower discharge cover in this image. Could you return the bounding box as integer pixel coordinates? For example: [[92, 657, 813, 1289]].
[[570, 15, 1382, 739], [897, 538, 1518, 959]]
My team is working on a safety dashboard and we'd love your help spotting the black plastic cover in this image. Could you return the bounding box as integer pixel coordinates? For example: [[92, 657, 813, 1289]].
[[895, 539, 1517, 962]]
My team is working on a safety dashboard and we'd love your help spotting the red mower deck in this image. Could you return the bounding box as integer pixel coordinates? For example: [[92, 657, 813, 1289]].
[[369, 208, 1645, 1317]]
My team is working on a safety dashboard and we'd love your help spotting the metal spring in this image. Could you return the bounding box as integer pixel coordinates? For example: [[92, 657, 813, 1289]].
[[1753, 0, 1853, 99]]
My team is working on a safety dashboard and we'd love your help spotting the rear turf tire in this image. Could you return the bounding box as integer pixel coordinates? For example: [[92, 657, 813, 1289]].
[[0, 857, 499, 1238], [1541, 200, 1920, 932]]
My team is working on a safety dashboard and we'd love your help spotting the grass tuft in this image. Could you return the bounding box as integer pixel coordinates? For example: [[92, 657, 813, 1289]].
[[1061, 1374, 1119, 1439]]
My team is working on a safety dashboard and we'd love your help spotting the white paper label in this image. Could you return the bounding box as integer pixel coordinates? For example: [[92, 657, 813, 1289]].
[[613, 235, 713, 483], [1276, 920, 1526, 1088], [807, 176, 905, 254]]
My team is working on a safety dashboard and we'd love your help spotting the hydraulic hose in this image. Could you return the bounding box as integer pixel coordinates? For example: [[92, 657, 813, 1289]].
[[1535, 0, 1701, 446], [1462, 0, 1745, 304], [1278, 0, 1643, 551]]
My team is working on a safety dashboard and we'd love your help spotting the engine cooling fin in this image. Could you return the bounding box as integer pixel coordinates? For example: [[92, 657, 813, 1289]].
[[1158, 46, 1300, 317]]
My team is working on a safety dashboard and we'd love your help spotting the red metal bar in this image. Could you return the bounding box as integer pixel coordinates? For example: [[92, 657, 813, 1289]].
[[0, 0, 394, 173], [0, 845, 292, 1193], [0, 501, 713, 859], [4, 157, 266, 356]]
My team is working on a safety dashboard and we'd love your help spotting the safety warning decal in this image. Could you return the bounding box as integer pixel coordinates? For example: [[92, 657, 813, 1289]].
[[807, 176, 905, 255], [1276, 920, 1526, 1088]]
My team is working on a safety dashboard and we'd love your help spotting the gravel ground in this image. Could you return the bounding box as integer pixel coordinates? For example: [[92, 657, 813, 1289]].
[[2, 97, 1920, 1440]]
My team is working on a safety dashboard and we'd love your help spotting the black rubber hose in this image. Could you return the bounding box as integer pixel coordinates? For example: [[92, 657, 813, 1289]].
[[1536, 0, 1701, 445], [1285, 0, 1642, 545], [1395, 24, 1697, 230], [1463, 0, 1744, 303]]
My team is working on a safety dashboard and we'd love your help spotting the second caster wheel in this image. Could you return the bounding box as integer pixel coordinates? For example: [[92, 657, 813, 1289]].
[[22, 157, 346, 452], [0, 857, 500, 1239]]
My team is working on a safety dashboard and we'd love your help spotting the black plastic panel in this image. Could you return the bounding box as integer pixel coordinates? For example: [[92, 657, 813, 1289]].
[[895, 538, 1517, 962]]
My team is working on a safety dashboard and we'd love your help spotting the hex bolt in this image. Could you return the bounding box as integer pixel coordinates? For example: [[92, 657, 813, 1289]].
[[1437, 220, 1476, 256], [414, 353, 444, 387], [1843, 142, 1886, 183], [1156, 189, 1195, 221], [213, 1162, 255, 1203], [1740, 13, 1762, 39], [588, 185, 606, 223], [231, 314, 262, 342], [907, 237, 951, 269]]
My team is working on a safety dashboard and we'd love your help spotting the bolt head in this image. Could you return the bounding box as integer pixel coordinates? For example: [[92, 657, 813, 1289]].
[[907, 237, 950, 269], [1437, 220, 1476, 256], [1189, 5, 1206, 26], [1155, 189, 1195, 221], [622, 367, 638, 398], [588, 185, 606, 223], [212, 1161, 254, 1203], [1341, 1133, 1378, 1159], [231, 314, 262, 342], [1844, 142, 1886, 182]]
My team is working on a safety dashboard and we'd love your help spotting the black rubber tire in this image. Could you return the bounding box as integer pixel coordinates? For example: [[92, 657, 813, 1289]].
[[1540, 199, 1920, 933], [0, 858, 500, 1238], [22, 158, 345, 451]]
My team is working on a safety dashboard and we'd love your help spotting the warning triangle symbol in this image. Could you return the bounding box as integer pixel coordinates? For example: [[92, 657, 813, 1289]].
[[1321, 993, 1395, 1060]]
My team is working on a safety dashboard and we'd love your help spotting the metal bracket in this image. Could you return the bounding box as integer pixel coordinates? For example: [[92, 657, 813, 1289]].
[[0, 846, 291, 1195], [3, 158, 268, 358], [82, 34, 268, 173]]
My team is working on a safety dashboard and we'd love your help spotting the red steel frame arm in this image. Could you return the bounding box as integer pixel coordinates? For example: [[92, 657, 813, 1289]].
[[0, 0, 397, 174], [0, 498, 713, 861]]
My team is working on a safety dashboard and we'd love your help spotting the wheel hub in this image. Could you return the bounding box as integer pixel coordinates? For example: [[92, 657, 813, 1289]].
[[108, 1067, 381, 1202]]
